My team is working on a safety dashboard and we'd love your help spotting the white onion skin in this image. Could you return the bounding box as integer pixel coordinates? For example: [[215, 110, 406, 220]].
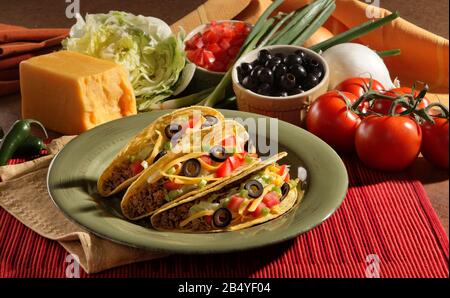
[[322, 43, 396, 90]]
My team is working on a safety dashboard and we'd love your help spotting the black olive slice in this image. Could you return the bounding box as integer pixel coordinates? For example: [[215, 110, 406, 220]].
[[209, 145, 228, 162], [280, 182, 290, 201], [244, 180, 264, 198], [181, 158, 201, 177], [201, 115, 219, 129], [213, 208, 232, 228], [164, 123, 182, 139], [153, 150, 167, 163]]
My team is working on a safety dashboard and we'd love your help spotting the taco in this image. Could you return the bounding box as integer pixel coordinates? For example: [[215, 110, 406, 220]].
[[97, 106, 224, 197], [150, 152, 303, 232], [120, 119, 260, 220]]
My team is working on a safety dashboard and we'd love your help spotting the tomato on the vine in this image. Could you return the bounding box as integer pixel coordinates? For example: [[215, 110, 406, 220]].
[[421, 117, 449, 169], [336, 77, 385, 98], [371, 87, 430, 115], [355, 115, 422, 171], [306, 91, 361, 153]]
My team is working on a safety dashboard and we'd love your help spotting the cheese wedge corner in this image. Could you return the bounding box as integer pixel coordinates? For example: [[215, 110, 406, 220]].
[[20, 51, 137, 135]]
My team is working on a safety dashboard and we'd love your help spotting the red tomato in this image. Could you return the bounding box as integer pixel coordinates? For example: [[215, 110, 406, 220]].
[[371, 87, 431, 115], [336, 77, 385, 98], [284, 173, 290, 183], [227, 196, 245, 212], [306, 91, 361, 153], [263, 192, 280, 208], [215, 159, 232, 177], [421, 117, 449, 169], [355, 115, 422, 171], [335, 77, 384, 113], [202, 30, 219, 44], [205, 215, 212, 225], [250, 203, 267, 218], [130, 161, 144, 176], [163, 181, 183, 191], [228, 155, 240, 170]]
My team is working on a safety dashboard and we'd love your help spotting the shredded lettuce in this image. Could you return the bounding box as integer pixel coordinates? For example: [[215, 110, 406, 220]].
[[63, 11, 187, 111]]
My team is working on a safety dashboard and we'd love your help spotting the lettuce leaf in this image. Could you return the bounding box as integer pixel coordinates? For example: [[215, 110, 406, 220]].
[[63, 11, 186, 111]]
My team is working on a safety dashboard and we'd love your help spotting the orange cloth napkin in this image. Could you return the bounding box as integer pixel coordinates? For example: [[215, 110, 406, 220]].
[[0, 23, 68, 96]]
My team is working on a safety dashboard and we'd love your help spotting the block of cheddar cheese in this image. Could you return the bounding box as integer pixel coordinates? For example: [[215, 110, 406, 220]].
[[20, 51, 137, 135]]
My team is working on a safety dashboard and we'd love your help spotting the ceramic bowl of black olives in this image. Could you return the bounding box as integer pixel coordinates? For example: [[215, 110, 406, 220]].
[[232, 45, 329, 126]]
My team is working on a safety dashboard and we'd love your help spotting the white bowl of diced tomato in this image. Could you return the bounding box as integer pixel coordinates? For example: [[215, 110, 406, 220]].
[[184, 20, 252, 90]]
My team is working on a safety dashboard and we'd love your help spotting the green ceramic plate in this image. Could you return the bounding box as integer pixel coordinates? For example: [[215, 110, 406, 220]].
[[47, 110, 348, 253]]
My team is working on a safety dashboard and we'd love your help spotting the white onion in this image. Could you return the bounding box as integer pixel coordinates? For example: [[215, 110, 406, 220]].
[[322, 43, 396, 90]]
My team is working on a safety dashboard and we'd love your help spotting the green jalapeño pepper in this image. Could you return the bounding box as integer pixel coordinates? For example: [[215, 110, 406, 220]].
[[0, 119, 48, 166]]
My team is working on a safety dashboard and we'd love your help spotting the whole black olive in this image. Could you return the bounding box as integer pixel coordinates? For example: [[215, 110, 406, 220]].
[[272, 89, 289, 97], [275, 52, 285, 60], [289, 88, 304, 96], [304, 59, 321, 72], [280, 182, 290, 201], [303, 74, 319, 90], [288, 64, 307, 82], [212, 208, 232, 228], [294, 50, 306, 60], [272, 64, 287, 80], [283, 54, 302, 66], [250, 65, 264, 80], [242, 76, 258, 91], [240, 62, 253, 75], [257, 83, 272, 96], [153, 150, 167, 163], [209, 145, 228, 162], [258, 49, 272, 65], [244, 180, 264, 198], [264, 56, 283, 69], [164, 123, 182, 139], [311, 65, 324, 79], [201, 115, 219, 129], [279, 73, 296, 91], [181, 158, 201, 177], [256, 68, 274, 85]]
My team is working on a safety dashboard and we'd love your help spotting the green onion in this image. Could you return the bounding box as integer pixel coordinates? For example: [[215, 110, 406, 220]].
[[164, 141, 172, 151], [152, 87, 214, 109], [259, 11, 296, 47], [167, 166, 176, 175], [271, 186, 282, 195], [240, 189, 249, 198], [261, 207, 270, 216], [240, 0, 285, 51], [215, 96, 237, 110], [221, 197, 231, 207], [244, 155, 253, 164], [291, 0, 336, 46], [198, 179, 208, 189], [310, 11, 400, 52], [377, 48, 401, 58], [270, 0, 329, 45]]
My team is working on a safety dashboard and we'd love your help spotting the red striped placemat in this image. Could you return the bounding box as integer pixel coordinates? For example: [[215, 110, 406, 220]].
[[0, 158, 448, 278]]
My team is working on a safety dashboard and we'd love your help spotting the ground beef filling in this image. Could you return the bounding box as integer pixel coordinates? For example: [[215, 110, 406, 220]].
[[102, 161, 133, 193], [153, 174, 252, 231], [122, 179, 168, 219]]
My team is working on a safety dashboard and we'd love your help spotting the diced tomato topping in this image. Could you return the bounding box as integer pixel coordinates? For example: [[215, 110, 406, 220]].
[[250, 202, 267, 218], [205, 215, 212, 225], [130, 161, 144, 176], [228, 155, 244, 171], [227, 195, 245, 212], [215, 159, 232, 178], [222, 136, 236, 148], [235, 151, 248, 163], [284, 173, 290, 183], [278, 165, 286, 176], [263, 192, 280, 208], [163, 181, 183, 191], [185, 21, 250, 72], [199, 155, 213, 165]]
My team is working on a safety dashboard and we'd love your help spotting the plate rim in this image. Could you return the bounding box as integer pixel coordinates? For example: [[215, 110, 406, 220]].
[[47, 109, 348, 253]]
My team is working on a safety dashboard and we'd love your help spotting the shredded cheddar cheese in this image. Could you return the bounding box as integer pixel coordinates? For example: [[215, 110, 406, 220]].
[[147, 130, 163, 163], [247, 186, 272, 212]]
